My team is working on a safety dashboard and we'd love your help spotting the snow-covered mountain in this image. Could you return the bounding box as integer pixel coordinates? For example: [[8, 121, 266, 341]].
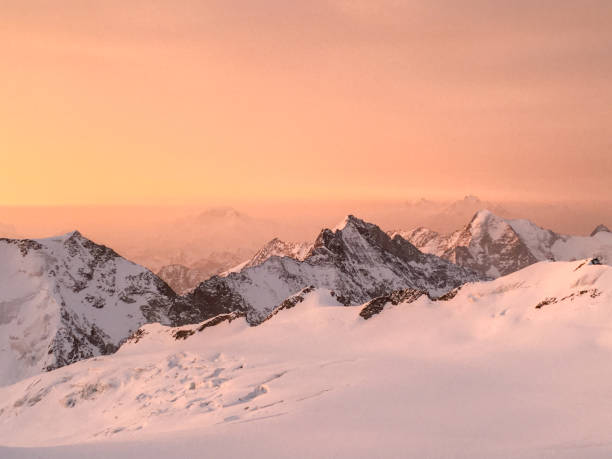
[[0, 231, 191, 387], [591, 224, 611, 237], [2, 260, 612, 458], [220, 238, 312, 275], [392, 210, 612, 277], [186, 215, 484, 324], [157, 239, 313, 295], [242, 238, 312, 269], [0, 216, 484, 386]]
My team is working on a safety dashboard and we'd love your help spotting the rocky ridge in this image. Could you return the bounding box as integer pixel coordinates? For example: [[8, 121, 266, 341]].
[[186, 215, 485, 324], [392, 210, 612, 277]]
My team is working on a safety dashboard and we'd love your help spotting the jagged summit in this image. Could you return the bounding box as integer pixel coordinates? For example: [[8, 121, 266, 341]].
[[397, 210, 612, 277], [591, 224, 611, 237], [310, 214, 422, 262], [0, 232, 189, 386], [35, 229, 84, 242], [332, 214, 364, 231], [188, 215, 484, 324], [244, 237, 311, 269]]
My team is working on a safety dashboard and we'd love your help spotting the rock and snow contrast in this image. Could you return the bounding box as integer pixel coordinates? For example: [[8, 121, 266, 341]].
[[2, 260, 612, 457], [393, 210, 612, 277], [591, 224, 611, 237], [0, 216, 481, 386], [240, 237, 312, 269], [0, 231, 188, 387], [186, 215, 484, 324]]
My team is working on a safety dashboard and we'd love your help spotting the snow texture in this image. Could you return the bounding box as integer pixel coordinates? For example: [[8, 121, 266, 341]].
[[1, 261, 612, 458]]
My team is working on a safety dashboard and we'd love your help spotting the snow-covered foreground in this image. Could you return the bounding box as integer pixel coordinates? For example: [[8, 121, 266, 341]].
[[3, 261, 612, 458]]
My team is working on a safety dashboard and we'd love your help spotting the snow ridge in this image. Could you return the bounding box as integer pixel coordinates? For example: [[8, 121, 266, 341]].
[[187, 215, 485, 324], [393, 210, 612, 277], [0, 231, 186, 386]]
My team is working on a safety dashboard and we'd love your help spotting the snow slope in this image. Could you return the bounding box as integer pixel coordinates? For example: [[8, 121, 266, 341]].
[[394, 210, 612, 277], [219, 237, 312, 276], [1, 260, 612, 458], [0, 217, 481, 386], [186, 215, 484, 323], [0, 232, 185, 387], [241, 237, 312, 269]]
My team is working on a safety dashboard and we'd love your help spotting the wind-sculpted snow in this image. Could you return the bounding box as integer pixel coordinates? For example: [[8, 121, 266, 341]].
[[394, 210, 612, 277], [0, 232, 185, 386], [187, 215, 484, 324], [1, 262, 612, 458]]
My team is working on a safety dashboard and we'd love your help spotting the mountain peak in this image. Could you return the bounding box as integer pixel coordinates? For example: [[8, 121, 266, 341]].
[[468, 209, 499, 227], [333, 214, 366, 232], [190, 214, 482, 324], [67, 229, 84, 239], [591, 224, 611, 237]]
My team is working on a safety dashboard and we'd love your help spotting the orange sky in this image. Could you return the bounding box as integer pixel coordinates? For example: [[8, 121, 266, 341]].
[[1, 1, 611, 205]]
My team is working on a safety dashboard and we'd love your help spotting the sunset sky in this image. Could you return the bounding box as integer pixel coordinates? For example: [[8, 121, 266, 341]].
[[1, 1, 611, 205]]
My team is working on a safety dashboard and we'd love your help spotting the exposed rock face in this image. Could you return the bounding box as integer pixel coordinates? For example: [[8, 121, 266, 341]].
[[0, 231, 187, 386], [359, 285, 462, 320], [393, 210, 612, 277], [124, 310, 246, 346], [392, 211, 539, 277], [0, 216, 485, 385], [187, 215, 485, 324], [359, 289, 427, 320], [259, 286, 317, 324]]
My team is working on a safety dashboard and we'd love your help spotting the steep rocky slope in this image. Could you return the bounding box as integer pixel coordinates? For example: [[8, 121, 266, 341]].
[[393, 210, 612, 277], [2, 261, 612, 456], [0, 231, 190, 386], [0, 217, 483, 385], [186, 215, 484, 324]]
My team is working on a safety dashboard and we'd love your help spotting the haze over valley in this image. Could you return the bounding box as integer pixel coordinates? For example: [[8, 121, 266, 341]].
[[2, 1, 612, 457]]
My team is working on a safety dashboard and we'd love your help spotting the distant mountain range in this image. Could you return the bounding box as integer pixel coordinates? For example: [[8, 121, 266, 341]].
[[0, 215, 483, 385], [184, 215, 484, 324], [391, 209, 612, 277], [3, 258, 611, 450], [124, 207, 276, 272], [2, 210, 610, 389], [157, 238, 312, 295]]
